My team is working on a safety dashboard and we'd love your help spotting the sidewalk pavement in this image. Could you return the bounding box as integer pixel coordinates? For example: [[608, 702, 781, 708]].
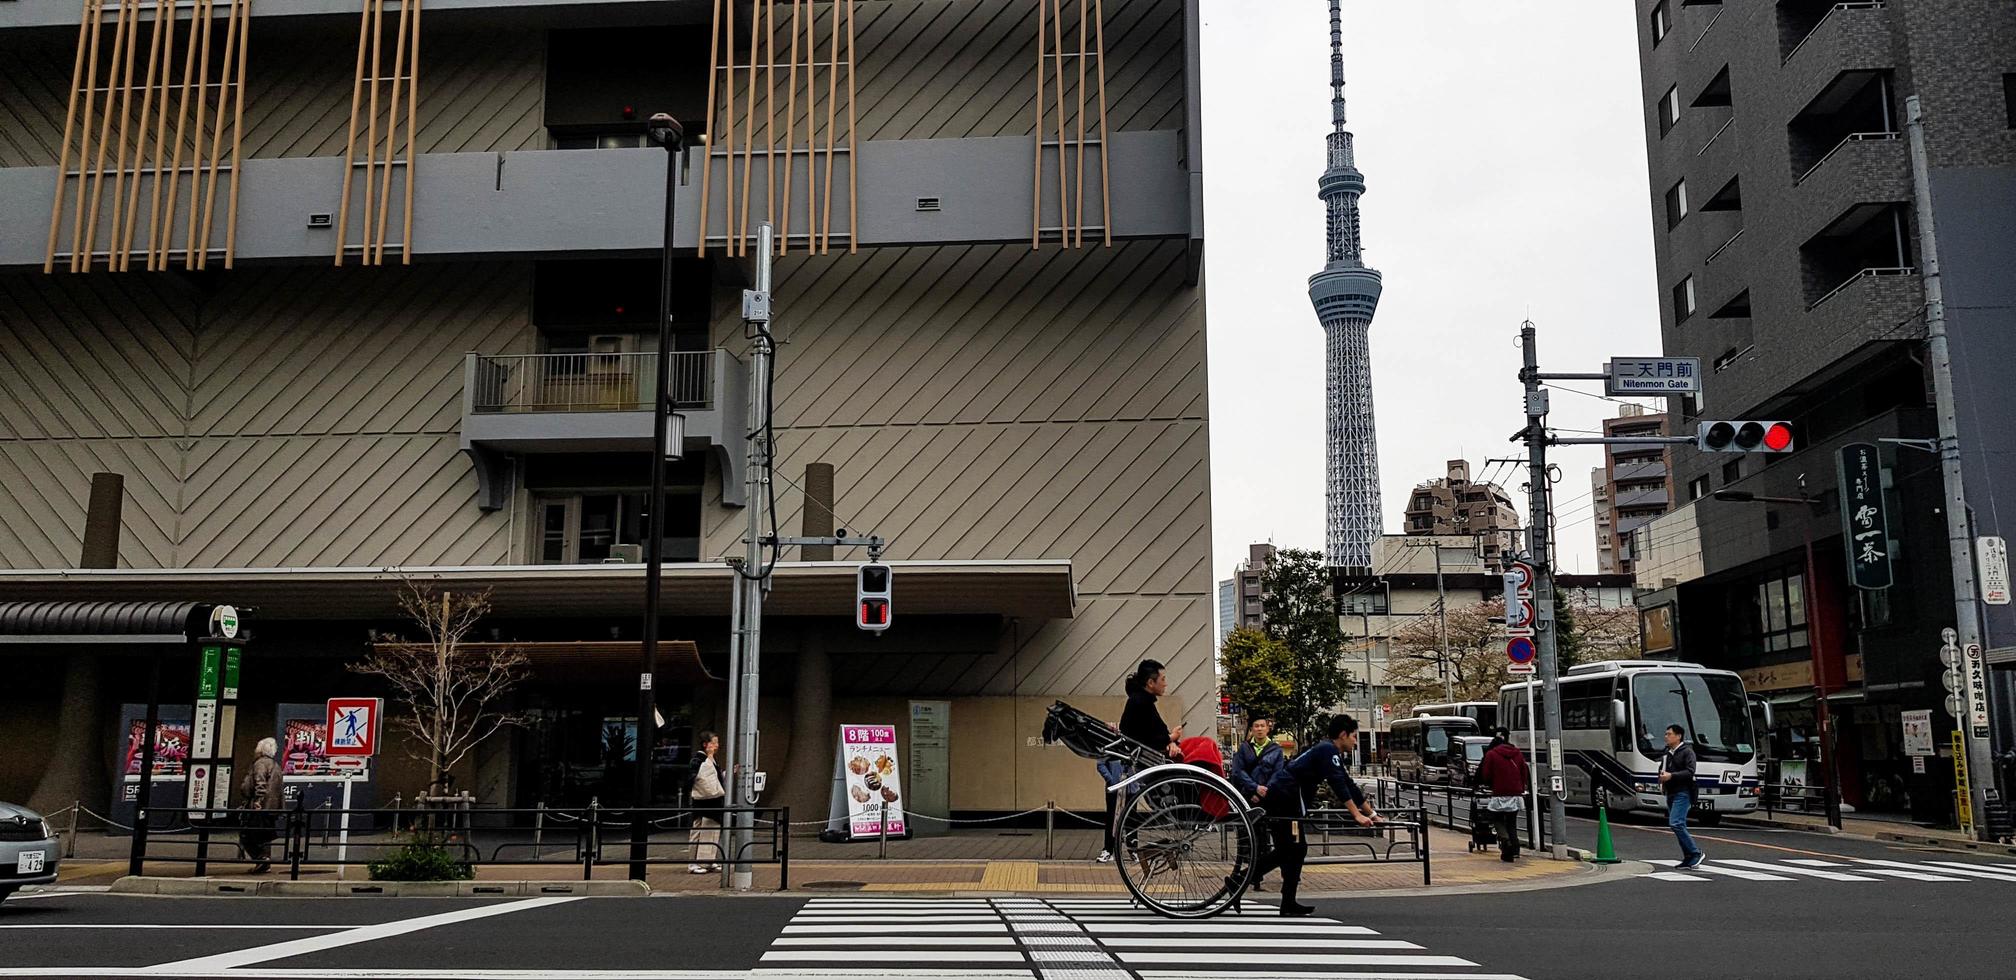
[[58, 827, 1601, 897]]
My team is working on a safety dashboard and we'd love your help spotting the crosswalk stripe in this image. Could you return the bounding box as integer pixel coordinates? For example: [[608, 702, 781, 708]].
[[771, 937, 1016, 947], [1922, 861, 2016, 878], [1645, 871, 1708, 881], [1851, 859, 2016, 881], [1648, 860, 1791, 880], [786, 918, 1007, 926], [784, 924, 1010, 934], [761, 951, 1029, 963], [1081, 923, 1377, 936], [1095, 938, 1421, 950], [1114, 952, 1476, 968], [1715, 859, 1875, 881], [1831, 867, 1965, 882], [1136, 973, 1530, 980], [752, 973, 1034, 980], [1785, 859, 1851, 866]]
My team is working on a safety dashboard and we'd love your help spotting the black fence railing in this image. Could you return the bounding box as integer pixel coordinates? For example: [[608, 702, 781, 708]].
[[130, 802, 790, 889], [1297, 805, 1431, 885], [1376, 779, 1551, 852]]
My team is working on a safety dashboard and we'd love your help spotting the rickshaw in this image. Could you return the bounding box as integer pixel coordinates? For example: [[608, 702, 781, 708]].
[[1041, 701, 1264, 918]]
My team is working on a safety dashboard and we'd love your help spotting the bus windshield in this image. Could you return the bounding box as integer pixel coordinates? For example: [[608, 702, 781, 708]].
[[1632, 673, 1755, 763]]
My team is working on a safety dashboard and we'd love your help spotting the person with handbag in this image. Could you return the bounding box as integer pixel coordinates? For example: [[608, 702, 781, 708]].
[[238, 737, 285, 874], [1474, 729, 1530, 862], [687, 732, 726, 874]]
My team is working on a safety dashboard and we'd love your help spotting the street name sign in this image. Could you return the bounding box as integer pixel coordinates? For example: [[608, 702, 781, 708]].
[[1606, 357, 1702, 396]]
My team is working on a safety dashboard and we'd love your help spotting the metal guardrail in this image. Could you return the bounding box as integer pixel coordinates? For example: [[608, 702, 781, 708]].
[[469, 351, 715, 413], [1376, 779, 1550, 853], [130, 801, 790, 889], [1297, 805, 1431, 886], [1782, 2, 1887, 65]]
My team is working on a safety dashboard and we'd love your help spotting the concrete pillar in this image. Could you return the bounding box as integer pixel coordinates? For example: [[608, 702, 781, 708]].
[[80, 472, 123, 569], [775, 630, 833, 831], [28, 654, 109, 815], [802, 463, 835, 561]]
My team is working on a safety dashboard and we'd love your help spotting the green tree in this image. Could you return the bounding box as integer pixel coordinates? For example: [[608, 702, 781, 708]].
[[1218, 627, 1294, 725], [1259, 548, 1353, 742]]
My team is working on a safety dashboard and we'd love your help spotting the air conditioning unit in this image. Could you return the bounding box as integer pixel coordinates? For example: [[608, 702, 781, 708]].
[[605, 544, 644, 563]]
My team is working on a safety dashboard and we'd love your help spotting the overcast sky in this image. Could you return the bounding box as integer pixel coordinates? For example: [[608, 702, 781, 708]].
[[1201, 0, 1669, 589]]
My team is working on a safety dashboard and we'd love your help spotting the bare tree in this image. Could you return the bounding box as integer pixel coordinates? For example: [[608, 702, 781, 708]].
[[352, 581, 529, 795], [1388, 599, 1649, 710]]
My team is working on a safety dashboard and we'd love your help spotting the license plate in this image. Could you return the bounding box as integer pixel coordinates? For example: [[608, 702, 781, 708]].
[[1696, 799, 1714, 811], [16, 851, 45, 874]]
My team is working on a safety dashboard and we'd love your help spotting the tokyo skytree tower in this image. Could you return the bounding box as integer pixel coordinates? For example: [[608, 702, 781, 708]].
[[1310, 0, 1383, 569]]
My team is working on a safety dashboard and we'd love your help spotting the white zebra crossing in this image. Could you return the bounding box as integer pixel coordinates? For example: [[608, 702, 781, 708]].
[[1642, 856, 2011, 883], [757, 897, 1528, 980]]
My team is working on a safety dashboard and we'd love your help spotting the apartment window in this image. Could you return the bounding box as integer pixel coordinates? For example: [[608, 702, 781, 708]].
[[1726, 572, 1808, 656], [554, 133, 646, 150], [1658, 86, 1682, 136], [524, 454, 703, 564], [1650, 1, 1671, 45], [2004, 74, 2016, 129], [1721, 458, 1743, 485], [1672, 275, 1697, 322], [1687, 475, 1709, 501], [1665, 180, 1689, 229]]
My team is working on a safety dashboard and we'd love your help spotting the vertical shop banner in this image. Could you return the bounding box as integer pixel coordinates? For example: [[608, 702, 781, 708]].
[[1836, 443, 1894, 590], [839, 724, 906, 839]]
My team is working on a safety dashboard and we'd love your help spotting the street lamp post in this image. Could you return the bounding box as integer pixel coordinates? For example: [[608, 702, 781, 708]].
[[1714, 488, 1844, 830], [631, 112, 685, 881]]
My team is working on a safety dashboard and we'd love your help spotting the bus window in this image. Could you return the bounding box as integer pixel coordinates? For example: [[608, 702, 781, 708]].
[[1633, 673, 1755, 763], [1426, 727, 1450, 754]]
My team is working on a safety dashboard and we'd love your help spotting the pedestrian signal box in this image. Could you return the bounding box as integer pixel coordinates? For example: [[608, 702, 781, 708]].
[[856, 562, 892, 632]]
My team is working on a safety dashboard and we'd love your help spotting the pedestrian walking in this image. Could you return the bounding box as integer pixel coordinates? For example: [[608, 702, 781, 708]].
[[1253, 714, 1382, 917], [1474, 728, 1529, 862], [687, 731, 725, 874], [238, 737, 285, 874], [1227, 718, 1284, 890], [1099, 660, 1185, 864], [1660, 724, 1705, 869]]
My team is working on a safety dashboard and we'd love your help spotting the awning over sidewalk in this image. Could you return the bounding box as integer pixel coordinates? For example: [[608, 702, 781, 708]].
[[0, 600, 215, 645], [0, 561, 1076, 622]]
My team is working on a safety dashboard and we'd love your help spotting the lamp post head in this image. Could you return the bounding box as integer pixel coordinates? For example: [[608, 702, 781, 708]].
[[647, 113, 684, 150]]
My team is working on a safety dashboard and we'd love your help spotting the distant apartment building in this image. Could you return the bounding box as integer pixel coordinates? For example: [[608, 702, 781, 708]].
[[1594, 405, 1676, 575], [1217, 579, 1238, 650], [1401, 460, 1522, 565], [1227, 543, 1276, 634]]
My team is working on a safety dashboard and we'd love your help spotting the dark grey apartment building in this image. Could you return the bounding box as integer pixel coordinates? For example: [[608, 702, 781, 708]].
[[1632, 0, 2014, 822], [1594, 405, 1674, 576], [0, 0, 1210, 826]]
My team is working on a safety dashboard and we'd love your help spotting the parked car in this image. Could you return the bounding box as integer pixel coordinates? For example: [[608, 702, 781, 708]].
[[1449, 734, 1496, 789], [1386, 716, 1481, 784], [0, 803, 59, 902]]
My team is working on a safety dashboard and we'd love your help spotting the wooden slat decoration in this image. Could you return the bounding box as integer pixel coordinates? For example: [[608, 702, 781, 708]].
[[42, 0, 255, 273], [333, 0, 422, 267], [1031, 0, 1110, 250], [699, 0, 856, 258]]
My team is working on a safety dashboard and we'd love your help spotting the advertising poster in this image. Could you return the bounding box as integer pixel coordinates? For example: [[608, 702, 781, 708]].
[[840, 724, 906, 839], [122, 719, 193, 777], [1901, 709, 1935, 757], [282, 717, 336, 776]]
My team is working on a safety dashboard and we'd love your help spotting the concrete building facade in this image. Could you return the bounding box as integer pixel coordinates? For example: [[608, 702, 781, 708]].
[[0, 0, 1212, 825], [1633, 0, 2015, 822], [1595, 405, 1676, 576], [1401, 460, 1521, 565]]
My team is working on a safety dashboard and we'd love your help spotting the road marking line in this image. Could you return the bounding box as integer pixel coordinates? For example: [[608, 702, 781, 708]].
[[1828, 866, 1965, 882], [1922, 861, 2016, 878], [1715, 859, 1875, 881], [771, 936, 1017, 946], [1114, 952, 1476, 967], [1785, 859, 1849, 866], [1648, 860, 1791, 880], [761, 950, 1028, 963], [752, 973, 1034, 980], [0, 972, 746, 978], [135, 897, 581, 973], [1081, 923, 1377, 935], [1135, 973, 1528, 980], [784, 923, 1010, 933], [1849, 859, 2016, 881], [0, 924, 355, 930], [1095, 938, 1420, 950], [1645, 872, 1708, 881]]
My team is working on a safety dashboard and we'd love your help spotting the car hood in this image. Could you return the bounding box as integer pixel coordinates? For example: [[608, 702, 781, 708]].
[[0, 801, 44, 824]]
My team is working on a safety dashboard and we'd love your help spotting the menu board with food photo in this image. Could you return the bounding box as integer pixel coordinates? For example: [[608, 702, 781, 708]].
[[840, 724, 906, 839]]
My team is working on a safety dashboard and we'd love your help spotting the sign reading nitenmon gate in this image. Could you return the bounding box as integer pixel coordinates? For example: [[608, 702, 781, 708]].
[[1606, 357, 1702, 395]]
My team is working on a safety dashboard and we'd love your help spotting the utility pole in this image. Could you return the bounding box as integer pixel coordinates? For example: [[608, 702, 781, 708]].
[[1907, 95, 1995, 836], [727, 223, 776, 890], [1402, 540, 1455, 701], [1518, 320, 1569, 855]]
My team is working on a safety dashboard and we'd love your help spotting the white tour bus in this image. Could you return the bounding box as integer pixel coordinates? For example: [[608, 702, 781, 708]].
[[1499, 660, 1761, 823], [1411, 701, 1499, 730]]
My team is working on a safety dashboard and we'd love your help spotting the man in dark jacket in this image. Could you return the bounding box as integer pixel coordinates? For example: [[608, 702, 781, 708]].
[[1473, 730, 1529, 862], [1254, 714, 1381, 917], [1228, 718, 1284, 890], [1660, 724, 1705, 869]]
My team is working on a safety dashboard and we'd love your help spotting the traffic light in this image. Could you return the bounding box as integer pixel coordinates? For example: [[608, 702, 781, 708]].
[[1696, 420, 1795, 454], [856, 562, 892, 632]]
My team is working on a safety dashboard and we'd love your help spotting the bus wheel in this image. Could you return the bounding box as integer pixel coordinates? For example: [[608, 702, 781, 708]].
[[1697, 810, 1723, 827]]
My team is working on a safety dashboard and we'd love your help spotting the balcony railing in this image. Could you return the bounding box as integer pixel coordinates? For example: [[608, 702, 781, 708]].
[[1807, 266, 1916, 311], [1783, 2, 1886, 65], [1794, 131, 1899, 185], [1696, 117, 1738, 158], [1705, 228, 1745, 265], [470, 352, 713, 414]]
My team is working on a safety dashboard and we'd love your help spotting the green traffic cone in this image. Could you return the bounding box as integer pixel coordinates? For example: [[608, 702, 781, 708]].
[[1592, 803, 1622, 864]]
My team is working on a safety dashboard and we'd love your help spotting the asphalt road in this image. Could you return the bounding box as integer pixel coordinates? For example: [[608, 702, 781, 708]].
[[3, 823, 2014, 980]]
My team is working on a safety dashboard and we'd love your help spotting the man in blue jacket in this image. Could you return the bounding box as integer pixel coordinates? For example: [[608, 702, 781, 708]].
[[1660, 724, 1705, 869], [1254, 714, 1382, 916], [1227, 717, 1284, 890]]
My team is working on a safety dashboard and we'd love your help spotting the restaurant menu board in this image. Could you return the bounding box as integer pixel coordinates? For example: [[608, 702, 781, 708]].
[[840, 724, 907, 839]]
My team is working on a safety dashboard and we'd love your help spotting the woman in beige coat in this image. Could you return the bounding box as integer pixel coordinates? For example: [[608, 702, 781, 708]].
[[239, 737, 286, 874], [688, 732, 726, 874]]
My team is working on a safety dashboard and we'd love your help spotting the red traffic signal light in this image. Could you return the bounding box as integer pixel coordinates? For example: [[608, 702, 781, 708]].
[[856, 562, 892, 632], [1696, 420, 1794, 454], [858, 598, 890, 630]]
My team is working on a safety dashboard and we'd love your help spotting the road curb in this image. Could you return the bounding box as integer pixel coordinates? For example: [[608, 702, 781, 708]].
[[109, 877, 649, 898], [1720, 814, 1842, 834], [1875, 832, 2016, 856]]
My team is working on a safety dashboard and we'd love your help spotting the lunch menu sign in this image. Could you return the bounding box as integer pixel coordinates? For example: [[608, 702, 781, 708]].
[[841, 724, 907, 839]]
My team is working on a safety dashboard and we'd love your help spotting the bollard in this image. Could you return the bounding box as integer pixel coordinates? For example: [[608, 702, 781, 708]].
[[534, 801, 546, 855], [878, 803, 889, 860], [1044, 801, 1055, 860], [65, 800, 80, 859], [584, 798, 600, 881]]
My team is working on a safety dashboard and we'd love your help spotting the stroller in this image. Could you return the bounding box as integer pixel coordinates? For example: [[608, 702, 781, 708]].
[[1465, 793, 1496, 853]]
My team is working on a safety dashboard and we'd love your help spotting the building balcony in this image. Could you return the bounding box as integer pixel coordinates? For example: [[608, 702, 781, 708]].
[[1791, 134, 1909, 243], [0, 132, 1193, 269], [460, 349, 746, 511], [0, 0, 710, 30], [1779, 3, 1894, 114], [1615, 487, 1672, 510], [1715, 269, 1921, 416], [1613, 459, 1669, 484]]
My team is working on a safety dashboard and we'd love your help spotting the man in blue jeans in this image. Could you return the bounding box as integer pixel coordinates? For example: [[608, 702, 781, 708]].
[[1660, 723, 1705, 869]]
